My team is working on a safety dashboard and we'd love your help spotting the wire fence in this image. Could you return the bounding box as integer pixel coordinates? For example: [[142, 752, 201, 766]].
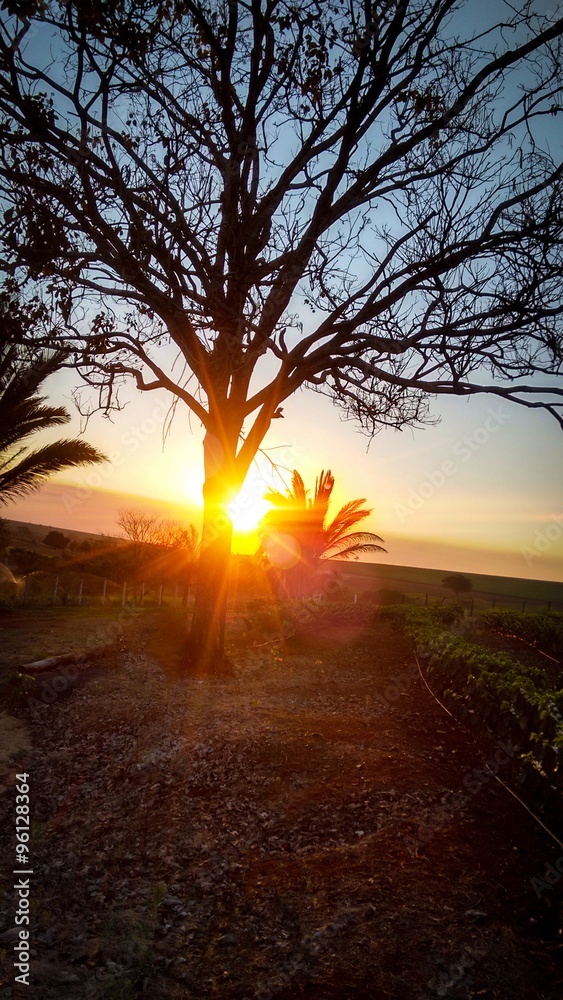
[[1, 567, 562, 616], [0, 570, 193, 609], [387, 591, 563, 615]]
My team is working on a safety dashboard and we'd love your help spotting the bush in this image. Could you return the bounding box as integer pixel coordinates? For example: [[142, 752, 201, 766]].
[[7, 547, 53, 575], [373, 588, 406, 606], [442, 572, 472, 593], [246, 597, 270, 613], [43, 530, 70, 550], [480, 609, 563, 660], [252, 609, 279, 633]]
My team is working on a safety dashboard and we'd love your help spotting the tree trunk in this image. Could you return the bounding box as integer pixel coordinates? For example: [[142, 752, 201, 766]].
[[181, 570, 191, 608], [183, 429, 240, 676], [185, 487, 233, 674]]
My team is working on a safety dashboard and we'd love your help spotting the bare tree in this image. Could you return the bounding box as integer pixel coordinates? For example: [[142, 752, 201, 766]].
[[1, 1, 562, 671], [115, 507, 161, 592], [116, 508, 160, 547], [116, 508, 199, 599], [149, 520, 200, 604]]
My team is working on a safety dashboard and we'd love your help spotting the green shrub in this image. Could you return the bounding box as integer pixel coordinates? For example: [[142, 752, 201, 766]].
[[480, 609, 563, 660], [384, 605, 563, 815]]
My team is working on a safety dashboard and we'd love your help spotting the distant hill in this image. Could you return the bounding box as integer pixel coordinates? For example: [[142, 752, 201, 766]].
[[3, 519, 118, 549], [326, 559, 563, 607], [3, 517, 562, 610]]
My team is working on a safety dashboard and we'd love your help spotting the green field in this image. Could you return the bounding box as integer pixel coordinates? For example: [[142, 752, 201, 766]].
[[328, 559, 563, 609]]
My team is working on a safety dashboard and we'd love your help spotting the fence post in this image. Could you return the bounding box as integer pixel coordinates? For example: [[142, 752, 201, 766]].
[[522, 600, 526, 612], [469, 598, 474, 616], [353, 593, 358, 604], [102, 579, 107, 605], [78, 577, 83, 606], [425, 593, 428, 606], [548, 600, 552, 612], [141, 582, 145, 606], [52, 575, 59, 606], [23, 574, 29, 604], [122, 581, 127, 607], [158, 584, 163, 607], [492, 598, 496, 609]]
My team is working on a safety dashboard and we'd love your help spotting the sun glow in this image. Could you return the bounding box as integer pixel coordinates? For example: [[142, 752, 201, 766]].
[[228, 489, 272, 533]]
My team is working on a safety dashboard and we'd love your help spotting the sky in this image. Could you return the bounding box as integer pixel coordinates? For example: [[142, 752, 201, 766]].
[[6, 362, 563, 583], [3, 0, 563, 583]]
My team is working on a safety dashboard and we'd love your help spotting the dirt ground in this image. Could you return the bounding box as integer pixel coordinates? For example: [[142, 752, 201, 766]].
[[0, 606, 136, 675], [0, 609, 562, 999]]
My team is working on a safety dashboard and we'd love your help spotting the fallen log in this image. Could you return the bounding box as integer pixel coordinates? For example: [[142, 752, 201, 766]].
[[19, 644, 109, 674]]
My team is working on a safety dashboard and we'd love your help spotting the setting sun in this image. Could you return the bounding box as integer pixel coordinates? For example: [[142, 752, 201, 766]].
[[227, 489, 272, 533]]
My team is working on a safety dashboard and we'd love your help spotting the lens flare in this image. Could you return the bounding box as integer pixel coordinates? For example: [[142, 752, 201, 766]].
[[228, 490, 272, 533], [262, 532, 302, 569]]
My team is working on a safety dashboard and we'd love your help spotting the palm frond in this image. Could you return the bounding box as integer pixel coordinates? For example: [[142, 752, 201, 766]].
[[323, 532, 387, 559], [324, 500, 373, 547], [312, 469, 334, 517], [0, 340, 106, 505], [0, 339, 71, 452], [0, 342, 67, 389], [291, 470, 308, 507], [0, 401, 70, 453], [259, 467, 386, 597], [262, 488, 293, 508], [0, 439, 106, 505]]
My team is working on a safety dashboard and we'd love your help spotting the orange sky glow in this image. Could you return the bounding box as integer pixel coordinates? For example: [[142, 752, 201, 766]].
[[3, 358, 562, 585]]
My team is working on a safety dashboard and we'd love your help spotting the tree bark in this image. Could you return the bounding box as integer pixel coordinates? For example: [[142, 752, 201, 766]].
[[183, 429, 240, 676], [186, 498, 233, 674], [20, 645, 109, 673], [181, 570, 191, 608]]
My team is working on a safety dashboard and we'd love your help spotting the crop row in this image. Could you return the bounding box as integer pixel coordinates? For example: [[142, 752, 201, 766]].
[[380, 605, 563, 831], [479, 608, 563, 661]]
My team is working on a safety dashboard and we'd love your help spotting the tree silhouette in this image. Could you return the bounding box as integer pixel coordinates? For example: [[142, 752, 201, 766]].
[[442, 572, 472, 595], [146, 521, 200, 605], [260, 469, 385, 597], [6, 545, 52, 576], [43, 530, 70, 550], [115, 507, 199, 600], [0, 335, 106, 505], [1, 2, 562, 670]]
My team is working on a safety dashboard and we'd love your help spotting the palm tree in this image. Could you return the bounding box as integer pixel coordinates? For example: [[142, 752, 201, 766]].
[[0, 339, 106, 505], [259, 469, 386, 597]]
